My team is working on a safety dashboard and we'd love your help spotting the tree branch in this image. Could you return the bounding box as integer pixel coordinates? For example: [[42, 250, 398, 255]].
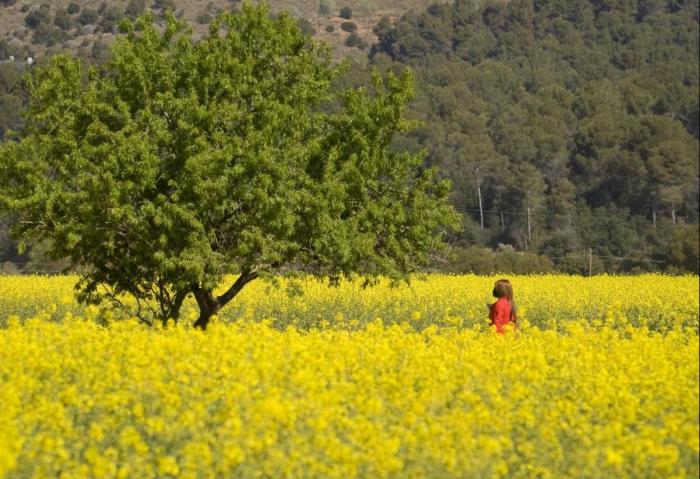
[[216, 268, 259, 308]]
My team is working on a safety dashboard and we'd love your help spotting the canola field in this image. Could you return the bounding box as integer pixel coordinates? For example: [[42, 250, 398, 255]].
[[0, 274, 698, 478]]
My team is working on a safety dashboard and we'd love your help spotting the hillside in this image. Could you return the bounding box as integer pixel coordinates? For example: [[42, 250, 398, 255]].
[[0, 0, 439, 62], [361, 0, 699, 273]]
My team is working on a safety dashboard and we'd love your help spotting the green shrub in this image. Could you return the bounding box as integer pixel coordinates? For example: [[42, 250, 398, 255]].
[[24, 7, 50, 29], [99, 6, 124, 33], [78, 9, 99, 26], [345, 32, 366, 49], [197, 11, 212, 24], [340, 21, 356, 32], [125, 0, 145, 19], [53, 8, 72, 31], [296, 18, 314, 36], [154, 0, 176, 11], [444, 246, 555, 274], [318, 1, 330, 15], [32, 23, 65, 46]]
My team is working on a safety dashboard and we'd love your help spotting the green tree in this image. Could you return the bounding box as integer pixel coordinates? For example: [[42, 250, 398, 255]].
[[78, 9, 99, 26], [153, 0, 176, 12], [0, 5, 460, 328], [100, 6, 125, 33], [318, 0, 331, 15], [634, 115, 699, 223], [90, 36, 109, 63], [345, 32, 367, 49], [32, 23, 65, 46], [67, 3, 80, 15], [53, 7, 73, 31], [296, 18, 314, 36], [340, 21, 357, 32], [0, 93, 23, 139], [125, 0, 146, 20], [24, 5, 50, 29], [666, 225, 699, 273]]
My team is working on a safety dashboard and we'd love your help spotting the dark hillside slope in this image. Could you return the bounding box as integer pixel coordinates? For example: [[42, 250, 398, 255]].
[[366, 0, 699, 272]]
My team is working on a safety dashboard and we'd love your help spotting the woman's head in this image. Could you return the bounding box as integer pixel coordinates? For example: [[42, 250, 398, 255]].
[[492, 279, 514, 302]]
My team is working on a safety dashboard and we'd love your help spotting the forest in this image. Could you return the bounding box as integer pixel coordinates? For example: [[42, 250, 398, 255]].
[[358, 0, 700, 273], [1, 0, 698, 274]]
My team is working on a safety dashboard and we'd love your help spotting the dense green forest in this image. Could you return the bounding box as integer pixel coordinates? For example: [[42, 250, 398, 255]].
[[363, 0, 699, 273], [1, 0, 698, 274]]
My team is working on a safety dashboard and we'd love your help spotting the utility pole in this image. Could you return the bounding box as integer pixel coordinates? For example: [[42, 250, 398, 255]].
[[527, 207, 532, 243], [671, 204, 676, 224], [588, 248, 593, 277], [476, 166, 484, 230]]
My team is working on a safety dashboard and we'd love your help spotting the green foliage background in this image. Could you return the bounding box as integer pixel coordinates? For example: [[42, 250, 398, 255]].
[[363, 0, 699, 273], [1, 0, 698, 274]]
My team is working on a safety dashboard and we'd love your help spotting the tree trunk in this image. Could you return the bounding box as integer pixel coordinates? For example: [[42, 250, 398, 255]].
[[671, 204, 676, 224], [192, 270, 259, 330], [476, 167, 484, 230], [160, 289, 188, 325], [192, 287, 219, 330]]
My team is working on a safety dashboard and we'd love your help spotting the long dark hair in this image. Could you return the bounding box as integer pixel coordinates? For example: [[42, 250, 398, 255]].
[[493, 279, 517, 323]]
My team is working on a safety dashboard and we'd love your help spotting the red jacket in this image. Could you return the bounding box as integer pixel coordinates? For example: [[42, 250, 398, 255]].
[[489, 297, 516, 334]]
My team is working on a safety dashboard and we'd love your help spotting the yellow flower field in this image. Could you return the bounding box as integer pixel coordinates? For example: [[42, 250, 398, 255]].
[[0, 274, 698, 478], [0, 274, 698, 332]]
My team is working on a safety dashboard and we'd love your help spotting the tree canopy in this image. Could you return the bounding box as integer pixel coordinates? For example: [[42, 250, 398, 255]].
[[0, 4, 460, 328]]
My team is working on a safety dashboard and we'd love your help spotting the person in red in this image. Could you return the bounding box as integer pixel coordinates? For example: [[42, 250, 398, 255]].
[[489, 279, 517, 334]]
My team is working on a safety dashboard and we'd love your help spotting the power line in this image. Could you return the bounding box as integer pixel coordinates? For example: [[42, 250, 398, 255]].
[[459, 207, 694, 227], [523, 246, 668, 264], [594, 254, 666, 264]]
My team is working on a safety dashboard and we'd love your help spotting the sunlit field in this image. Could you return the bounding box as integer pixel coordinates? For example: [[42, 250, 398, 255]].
[[1, 274, 698, 332], [0, 274, 698, 478]]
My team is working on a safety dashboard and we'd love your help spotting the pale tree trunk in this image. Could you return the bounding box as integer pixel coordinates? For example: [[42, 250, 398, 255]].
[[671, 203, 676, 224], [476, 167, 484, 230]]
